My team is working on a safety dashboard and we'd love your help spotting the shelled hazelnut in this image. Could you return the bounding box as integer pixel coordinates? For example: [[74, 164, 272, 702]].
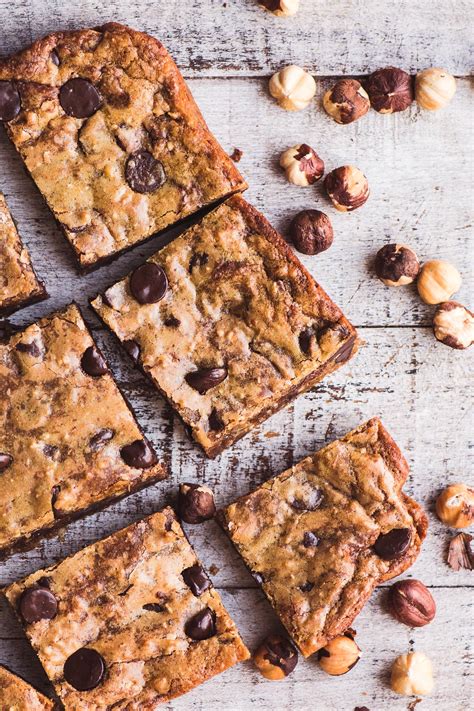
[[365, 67, 413, 114], [390, 652, 434, 696], [178, 483, 216, 524], [415, 68, 456, 111], [374, 244, 420, 286], [436, 483, 474, 528], [324, 166, 369, 211], [259, 0, 300, 16], [323, 79, 370, 124], [417, 260, 462, 304], [433, 302, 474, 350], [269, 65, 316, 111], [317, 631, 361, 675], [279, 144, 324, 186], [388, 580, 436, 627], [289, 210, 333, 255], [253, 635, 298, 680]]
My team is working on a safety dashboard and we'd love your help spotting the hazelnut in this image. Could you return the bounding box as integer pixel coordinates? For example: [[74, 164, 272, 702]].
[[324, 166, 369, 212], [289, 209, 333, 255], [374, 244, 420, 286], [433, 302, 474, 350], [279, 144, 324, 186], [269, 65, 316, 111], [447, 532, 473, 571], [365, 67, 414, 113], [390, 652, 434, 696], [178, 483, 216, 524], [388, 579, 436, 627], [259, 0, 300, 16], [417, 259, 462, 304], [253, 634, 298, 680], [317, 632, 361, 675], [415, 68, 456, 111], [436, 483, 474, 528], [323, 79, 370, 124]]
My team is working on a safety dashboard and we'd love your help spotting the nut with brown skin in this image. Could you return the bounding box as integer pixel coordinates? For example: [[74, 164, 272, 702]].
[[317, 632, 361, 675], [417, 260, 462, 304], [390, 652, 434, 696], [178, 483, 216, 524], [374, 244, 420, 286], [325, 166, 369, 212], [436, 483, 474, 527], [289, 210, 333, 255], [415, 68, 456, 111], [279, 144, 324, 186], [433, 302, 474, 350], [269, 65, 316, 111], [365, 67, 414, 113], [448, 532, 473, 571], [388, 579, 436, 627], [253, 635, 298, 680], [323, 79, 370, 124], [259, 0, 300, 16]]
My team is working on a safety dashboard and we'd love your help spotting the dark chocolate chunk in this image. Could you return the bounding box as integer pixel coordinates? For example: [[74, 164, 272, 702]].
[[262, 635, 298, 676], [125, 150, 165, 193], [298, 328, 313, 354], [182, 565, 212, 597], [16, 340, 41, 357], [59, 78, 102, 118], [208, 408, 225, 432], [120, 439, 157, 469], [142, 603, 166, 613], [184, 607, 216, 640], [43, 444, 60, 460], [123, 339, 141, 363], [299, 581, 314, 592], [334, 336, 355, 364], [81, 346, 108, 377], [164, 316, 180, 328], [51, 49, 60, 66], [291, 489, 323, 512], [303, 531, 320, 547], [373, 528, 412, 560], [252, 571, 265, 585], [0, 80, 21, 121], [19, 587, 58, 624], [37, 577, 52, 588], [178, 483, 216, 524], [63, 648, 105, 691], [89, 428, 115, 452], [185, 367, 228, 394], [129, 263, 168, 304], [189, 252, 209, 271], [0, 453, 13, 471]]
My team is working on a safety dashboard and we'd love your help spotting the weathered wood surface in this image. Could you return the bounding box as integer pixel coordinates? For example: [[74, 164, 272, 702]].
[[0, 1, 473, 709]]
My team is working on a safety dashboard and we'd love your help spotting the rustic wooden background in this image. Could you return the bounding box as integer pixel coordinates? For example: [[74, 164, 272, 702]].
[[0, 1, 472, 709]]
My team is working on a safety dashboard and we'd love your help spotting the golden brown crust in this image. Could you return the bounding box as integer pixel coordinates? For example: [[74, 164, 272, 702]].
[[0, 664, 54, 710]]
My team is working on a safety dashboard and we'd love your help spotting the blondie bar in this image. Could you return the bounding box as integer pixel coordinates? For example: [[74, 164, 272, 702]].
[[0, 664, 53, 709]]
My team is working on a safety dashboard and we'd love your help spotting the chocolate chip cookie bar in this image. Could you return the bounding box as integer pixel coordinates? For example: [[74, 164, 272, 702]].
[[219, 418, 428, 657], [0, 23, 246, 271], [0, 664, 54, 709], [91, 195, 359, 457], [0, 303, 166, 555], [3, 508, 249, 709], [0, 193, 47, 316]]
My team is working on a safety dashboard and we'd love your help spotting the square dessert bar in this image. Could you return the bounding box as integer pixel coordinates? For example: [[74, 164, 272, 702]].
[[219, 418, 428, 657], [91, 195, 359, 457], [0, 303, 166, 555], [0, 23, 246, 270], [0, 192, 47, 316], [0, 664, 53, 710], [3, 508, 249, 709]]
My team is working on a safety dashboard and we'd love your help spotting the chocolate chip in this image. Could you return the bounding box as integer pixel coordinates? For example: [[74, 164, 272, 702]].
[[59, 78, 102, 118], [142, 603, 166, 613], [123, 339, 141, 363], [303, 531, 320, 547], [208, 408, 225, 432], [129, 263, 168, 304], [185, 367, 228, 394], [16, 341, 41, 357], [81, 346, 108, 377], [120, 439, 157, 469], [51, 50, 60, 66], [0, 453, 13, 472], [0, 80, 21, 121], [0, 320, 16, 342], [260, 635, 298, 677], [89, 428, 114, 452], [43, 444, 60, 460], [178, 483, 216, 524], [125, 150, 166, 193], [298, 328, 313, 354], [185, 607, 216, 641], [189, 252, 209, 271], [19, 587, 58, 624], [37, 577, 52, 588], [373, 528, 412, 560], [334, 336, 355, 364], [299, 581, 314, 592], [63, 648, 105, 691], [182, 565, 212, 597], [252, 571, 265, 585], [291, 489, 323, 512], [164, 316, 180, 328]]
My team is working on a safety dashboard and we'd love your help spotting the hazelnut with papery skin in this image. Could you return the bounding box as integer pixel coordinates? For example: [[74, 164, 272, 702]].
[[323, 79, 370, 124], [259, 0, 300, 16], [289, 210, 333, 255], [390, 652, 434, 696], [318, 632, 361, 675], [417, 260, 462, 304], [279, 144, 324, 186], [388, 580, 436, 627], [374, 244, 420, 286], [415, 68, 456, 111], [365, 67, 414, 113], [269, 65, 316, 111], [433, 302, 474, 350], [325, 166, 369, 211], [178, 483, 216, 524], [253, 635, 298, 680], [436, 483, 474, 528], [448, 532, 473, 571]]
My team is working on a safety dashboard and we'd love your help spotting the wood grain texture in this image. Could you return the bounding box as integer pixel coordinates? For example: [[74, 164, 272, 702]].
[[0, 2, 472, 710]]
